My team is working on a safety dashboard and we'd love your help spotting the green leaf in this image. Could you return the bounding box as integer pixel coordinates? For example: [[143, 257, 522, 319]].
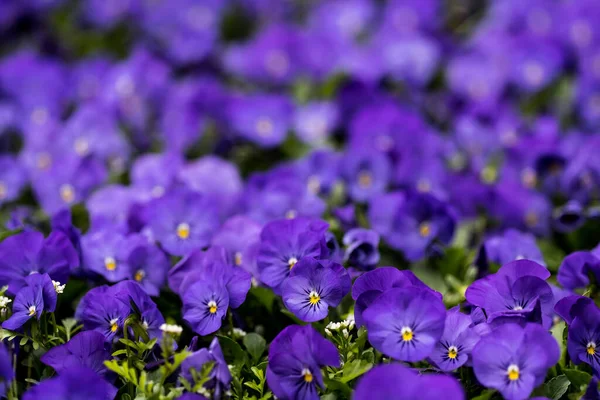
[[564, 368, 592, 392], [323, 377, 351, 398], [551, 321, 567, 366], [339, 359, 372, 383], [544, 375, 570, 400], [250, 286, 276, 314], [411, 266, 448, 294], [19, 337, 28, 346], [470, 390, 495, 400], [217, 335, 248, 369], [435, 247, 470, 278], [244, 333, 267, 363], [320, 394, 337, 400]]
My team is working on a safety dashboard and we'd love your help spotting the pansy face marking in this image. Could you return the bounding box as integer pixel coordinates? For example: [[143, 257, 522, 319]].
[[256, 117, 274, 137], [507, 364, 520, 381], [447, 345, 458, 359], [60, 184, 76, 204], [207, 300, 218, 314], [110, 318, 119, 333], [134, 269, 145, 282], [401, 326, 414, 342], [176, 222, 190, 240], [587, 341, 597, 356], [288, 257, 298, 269], [28, 305, 36, 317], [357, 171, 372, 188], [308, 290, 320, 305], [301, 367, 313, 383], [104, 256, 117, 271], [419, 222, 431, 237]]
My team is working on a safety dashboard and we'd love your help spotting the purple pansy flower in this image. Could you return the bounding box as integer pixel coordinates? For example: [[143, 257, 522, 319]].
[[352, 267, 441, 327], [566, 300, 600, 375], [472, 323, 560, 400], [81, 230, 143, 282], [147, 188, 220, 256], [292, 101, 339, 145], [182, 276, 229, 336], [466, 259, 554, 328], [257, 218, 328, 292], [557, 251, 600, 291], [0, 230, 78, 293], [363, 287, 446, 362], [112, 280, 165, 340], [127, 241, 170, 297], [478, 229, 545, 269], [267, 325, 339, 400], [211, 215, 262, 276], [282, 258, 350, 322], [182, 337, 231, 397], [41, 331, 111, 377], [76, 285, 131, 342], [130, 152, 183, 202], [340, 150, 390, 203], [22, 366, 117, 400], [342, 228, 380, 270], [429, 308, 481, 371], [354, 363, 465, 400], [0, 155, 27, 206], [228, 93, 293, 148], [3, 273, 57, 331], [369, 191, 456, 261], [0, 344, 13, 397]]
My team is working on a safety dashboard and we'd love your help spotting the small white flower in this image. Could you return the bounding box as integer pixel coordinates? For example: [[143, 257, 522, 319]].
[[159, 323, 183, 336], [325, 328, 332, 337], [232, 327, 247, 338], [342, 329, 349, 339], [52, 280, 66, 294], [197, 386, 211, 398], [0, 296, 11, 308]]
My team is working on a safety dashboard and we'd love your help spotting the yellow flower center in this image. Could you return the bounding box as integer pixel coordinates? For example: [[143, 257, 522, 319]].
[[134, 269, 145, 282], [59, 184, 76, 204], [110, 318, 118, 333], [587, 342, 596, 355], [301, 368, 313, 383], [28, 305, 36, 317], [37, 152, 52, 170], [525, 212, 538, 227], [208, 300, 218, 314], [256, 117, 274, 137], [288, 257, 298, 269], [176, 222, 190, 240], [419, 222, 431, 238], [417, 179, 431, 192], [285, 209, 297, 219], [308, 291, 320, 305], [104, 256, 117, 271], [74, 137, 90, 156], [507, 364, 520, 381], [401, 327, 413, 342], [234, 252, 243, 266], [448, 346, 458, 359], [357, 171, 372, 188]]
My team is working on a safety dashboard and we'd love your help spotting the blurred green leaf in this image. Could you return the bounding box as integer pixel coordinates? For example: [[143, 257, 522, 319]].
[[244, 333, 267, 363], [564, 369, 592, 392], [217, 335, 248, 369], [544, 375, 570, 400]]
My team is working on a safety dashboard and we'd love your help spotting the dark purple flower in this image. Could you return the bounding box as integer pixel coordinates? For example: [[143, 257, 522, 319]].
[[81, 230, 144, 282], [228, 93, 293, 148], [3, 273, 57, 331], [76, 285, 131, 342], [292, 101, 339, 145], [242, 170, 326, 223], [354, 363, 465, 400], [566, 300, 600, 375], [293, 150, 342, 198], [181, 337, 231, 397], [257, 218, 328, 291], [282, 258, 350, 322], [466, 260, 554, 328], [126, 244, 169, 296], [478, 229, 545, 269], [554, 200, 586, 233], [0, 230, 78, 293], [182, 277, 229, 336], [267, 325, 339, 400], [557, 251, 600, 291], [0, 155, 27, 205], [472, 323, 560, 400], [178, 156, 243, 219], [342, 228, 380, 270], [369, 191, 456, 261], [112, 280, 165, 340], [429, 308, 480, 371], [352, 267, 441, 327], [147, 188, 220, 256], [41, 331, 111, 377], [22, 366, 117, 400], [340, 150, 390, 203], [130, 152, 182, 202], [363, 287, 446, 361], [0, 344, 13, 397], [211, 215, 262, 276], [554, 295, 593, 325], [584, 377, 600, 400], [170, 246, 252, 309]]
